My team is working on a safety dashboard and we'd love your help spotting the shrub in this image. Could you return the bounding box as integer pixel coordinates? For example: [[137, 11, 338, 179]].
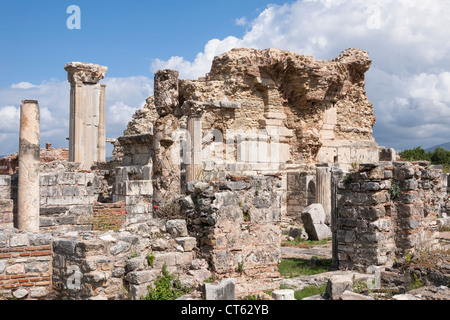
[[141, 265, 189, 300]]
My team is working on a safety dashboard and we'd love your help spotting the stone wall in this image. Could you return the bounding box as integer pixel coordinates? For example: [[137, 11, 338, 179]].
[[51, 217, 197, 300], [183, 175, 283, 296], [0, 229, 53, 299], [113, 134, 153, 216], [39, 167, 105, 232], [336, 162, 442, 270], [286, 169, 316, 223], [0, 176, 13, 228]]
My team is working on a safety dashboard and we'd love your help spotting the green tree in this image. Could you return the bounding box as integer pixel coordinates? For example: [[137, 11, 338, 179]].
[[399, 147, 430, 161], [430, 147, 450, 165]]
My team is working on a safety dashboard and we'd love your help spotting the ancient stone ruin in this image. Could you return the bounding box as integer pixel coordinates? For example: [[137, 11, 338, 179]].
[[0, 48, 448, 300]]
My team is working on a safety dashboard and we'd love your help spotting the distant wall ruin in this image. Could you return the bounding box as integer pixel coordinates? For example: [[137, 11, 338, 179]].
[[336, 162, 443, 270]]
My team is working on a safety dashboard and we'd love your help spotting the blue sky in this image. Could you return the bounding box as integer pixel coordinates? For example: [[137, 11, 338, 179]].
[[0, 0, 286, 86], [1, 0, 450, 157]]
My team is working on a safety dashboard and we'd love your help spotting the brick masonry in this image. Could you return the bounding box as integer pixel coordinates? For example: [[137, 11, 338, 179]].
[[0, 230, 53, 299], [92, 201, 126, 232]]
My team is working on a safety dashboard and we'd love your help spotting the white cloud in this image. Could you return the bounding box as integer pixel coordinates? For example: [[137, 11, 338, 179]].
[[151, 0, 450, 150], [0, 76, 153, 156], [11, 82, 38, 89], [235, 17, 247, 26], [108, 102, 137, 127], [0, 105, 20, 132]]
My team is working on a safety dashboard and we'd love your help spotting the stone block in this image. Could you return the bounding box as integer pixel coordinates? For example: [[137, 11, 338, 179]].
[[272, 289, 295, 300], [204, 278, 235, 300], [110, 241, 131, 256], [166, 219, 188, 237], [176, 237, 197, 252], [325, 275, 353, 300], [154, 252, 177, 268], [301, 204, 331, 240], [340, 290, 375, 300], [0, 175, 11, 186], [129, 283, 149, 300], [126, 257, 145, 272], [126, 270, 154, 285], [10, 233, 29, 247]]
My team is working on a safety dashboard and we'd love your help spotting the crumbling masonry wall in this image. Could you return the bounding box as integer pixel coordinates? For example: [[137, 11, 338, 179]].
[[182, 175, 283, 296], [0, 229, 53, 299], [121, 48, 383, 222], [336, 162, 442, 270]]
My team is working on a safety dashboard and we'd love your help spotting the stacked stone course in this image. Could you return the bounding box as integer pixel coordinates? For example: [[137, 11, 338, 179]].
[[183, 175, 283, 296], [0, 229, 53, 299], [337, 161, 442, 270]]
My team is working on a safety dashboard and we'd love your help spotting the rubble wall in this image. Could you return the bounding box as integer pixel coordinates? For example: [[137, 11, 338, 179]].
[[0, 229, 53, 299], [0, 176, 13, 228], [337, 162, 442, 270], [183, 175, 283, 296]]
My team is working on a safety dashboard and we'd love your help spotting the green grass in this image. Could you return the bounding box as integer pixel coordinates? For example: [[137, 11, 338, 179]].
[[294, 284, 327, 300], [278, 258, 332, 277], [282, 237, 331, 248]]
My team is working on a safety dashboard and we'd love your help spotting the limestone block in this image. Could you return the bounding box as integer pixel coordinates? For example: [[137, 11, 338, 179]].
[[204, 278, 235, 300], [301, 204, 331, 241], [153, 252, 177, 268], [340, 290, 375, 300], [166, 219, 188, 238], [110, 241, 131, 256], [272, 289, 295, 300], [0, 175, 11, 186], [129, 283, 149, 300], [126, 269, 161, 285], [10, 233, 29, 247], [325, 275, 353, 300], [176, 237, 197, 252]]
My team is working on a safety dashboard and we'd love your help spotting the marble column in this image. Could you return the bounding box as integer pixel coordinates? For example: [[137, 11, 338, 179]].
[[316, 165, 332, 225], [185, 116, 203, 183], [65, 62, 108, 170], [152, 70, 181, 206], [17, 100, 40, 232]]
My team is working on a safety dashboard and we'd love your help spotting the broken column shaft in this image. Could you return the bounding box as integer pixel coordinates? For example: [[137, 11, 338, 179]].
[[17, 100, 40, 232], [316, 165, 332, 225], [65, 62, 108, 170], [152, 70, 181, 206]]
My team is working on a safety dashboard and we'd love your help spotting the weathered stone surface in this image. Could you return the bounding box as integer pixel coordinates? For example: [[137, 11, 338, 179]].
[[110, 241, 131, 255], [272, 289, 295, 300], [340, 290, 375, 300], [176, 237, 197, 252], [188, 268, 212, 283], [17, 100, 40, 232], [13, 288, 29, 299], [325, 275, 353, 300], [392, 294, 421, 300], [204, 278, 235, 300], [154, 69, 179, 117], [65, 62, 108, 169], [337, 161, 442, 269], [301, 204, 331, 241], [166, 220, 188, 238]]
